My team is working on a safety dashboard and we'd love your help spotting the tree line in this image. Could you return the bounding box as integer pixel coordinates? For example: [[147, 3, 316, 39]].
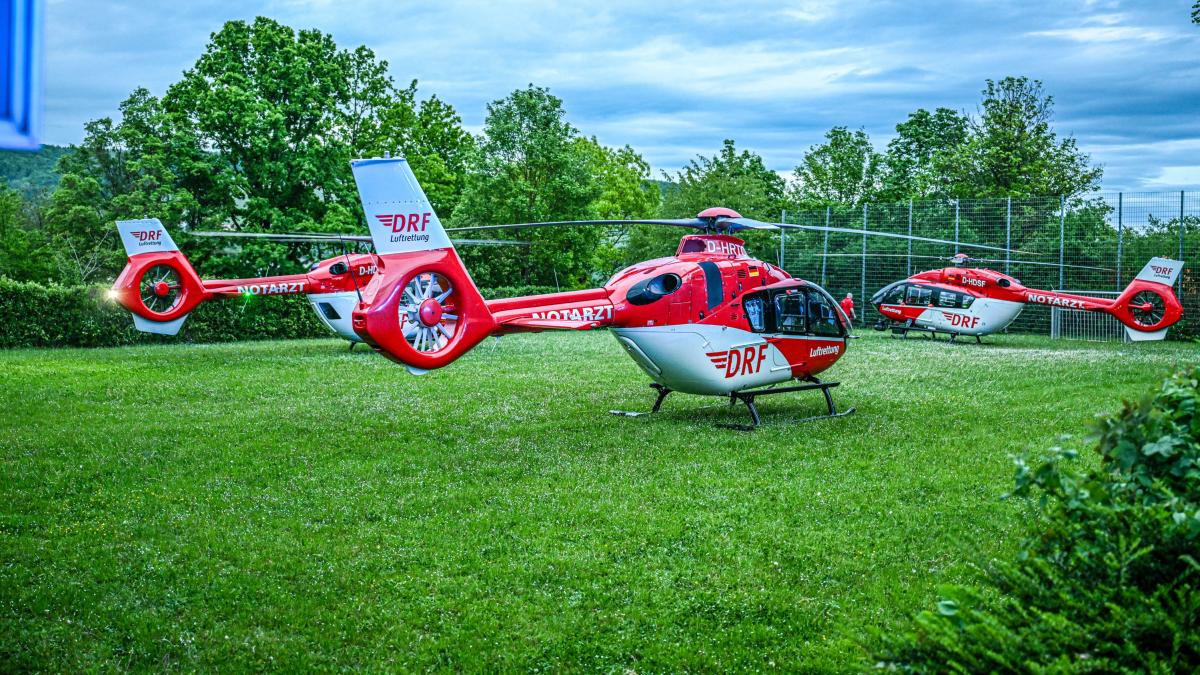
[[0, 17, 1106, 290]]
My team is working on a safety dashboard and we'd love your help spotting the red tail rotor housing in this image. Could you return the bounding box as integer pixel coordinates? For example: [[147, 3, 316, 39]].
[[1108, 280, 1183, 332], [352, 249, 496, 370], [111, 251, 208, 321]]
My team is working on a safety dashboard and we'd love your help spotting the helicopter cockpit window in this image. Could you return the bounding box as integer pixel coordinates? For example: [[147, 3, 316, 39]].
[[885, 284, 906, 304], [805, 290, 842, 337], [906, 285, 931, 305], [773, 293, 807, 334], [744, 296, 766, 332]]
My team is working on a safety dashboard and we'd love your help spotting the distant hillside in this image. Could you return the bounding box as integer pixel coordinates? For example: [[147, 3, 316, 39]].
[[0, 144, 70, 198]]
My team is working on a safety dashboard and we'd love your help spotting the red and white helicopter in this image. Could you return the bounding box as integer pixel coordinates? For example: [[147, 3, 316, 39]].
[[111, 224, 520, 345], [110, 157, 1026, 427], [866, 253, 1184, 342]]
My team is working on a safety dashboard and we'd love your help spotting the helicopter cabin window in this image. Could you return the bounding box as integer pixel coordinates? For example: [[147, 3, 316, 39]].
[[744, 296, 766, 331], [905, 285, 931, 305], [773, 292, 807, 334], [884, 284, 906, 304], [933, 289, 975, 309]]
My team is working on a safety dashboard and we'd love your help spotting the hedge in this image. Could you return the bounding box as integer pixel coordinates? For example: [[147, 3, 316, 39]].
[[877, 367, 1200, 671], [0, 278, 562, 349]]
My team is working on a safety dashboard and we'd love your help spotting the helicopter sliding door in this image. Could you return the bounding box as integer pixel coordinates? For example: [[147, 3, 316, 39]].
[[741, 285, 847, 377]]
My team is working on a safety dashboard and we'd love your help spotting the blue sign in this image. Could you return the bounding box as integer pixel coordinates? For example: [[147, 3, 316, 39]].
[[0, 0, 42, 150]]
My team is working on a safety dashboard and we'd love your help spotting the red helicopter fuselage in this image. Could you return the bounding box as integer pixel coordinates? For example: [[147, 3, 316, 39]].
[[870, 260, 1184, 341], [353, 232, 852, 396]]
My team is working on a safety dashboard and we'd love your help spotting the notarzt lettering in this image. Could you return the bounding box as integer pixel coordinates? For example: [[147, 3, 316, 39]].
[[236, 282, 306, 295]]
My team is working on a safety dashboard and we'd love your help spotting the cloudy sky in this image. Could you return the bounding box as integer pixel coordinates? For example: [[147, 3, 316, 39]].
[[44, 0, 1200, 191]]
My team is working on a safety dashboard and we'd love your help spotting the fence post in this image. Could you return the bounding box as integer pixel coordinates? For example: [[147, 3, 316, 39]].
[[954, 200, 960, 254], [1005, 197, 1011, 275], [1116, 193, 1123, 289], [1181, 191, 1186, 293], [779, 210, 786, 268], [821, 206, 830, 286], [907, 198, 913, 276], [1059, 195, 1066, 290], [861, 203, 868, 326]]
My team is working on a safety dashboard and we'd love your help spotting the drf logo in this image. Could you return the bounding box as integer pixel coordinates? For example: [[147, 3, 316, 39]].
[[942, 312, 980, 329], [377, 213, 432, 233], [132, 230, 161, 244], [707, 344, 768, 378], [1151, 264, 1174, 277]]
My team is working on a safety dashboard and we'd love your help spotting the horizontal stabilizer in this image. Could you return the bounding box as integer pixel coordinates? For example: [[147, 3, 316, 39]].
[[132, 313, 187, 336], [1124, 325, 1168, 342]]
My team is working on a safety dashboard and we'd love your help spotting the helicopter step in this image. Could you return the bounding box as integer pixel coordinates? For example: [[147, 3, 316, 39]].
[[609, 379, 855, 431], [875, 319, 982, 343]]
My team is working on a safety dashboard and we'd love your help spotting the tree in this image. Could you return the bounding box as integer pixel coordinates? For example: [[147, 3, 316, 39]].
[[0, 181, 56, 282], [882, 108, 969, 200], [163, 17, 389, 234], [575, 137, 660, 273], [373, 83, 475, 219], [626, 139, 786, 262], [790, 127, 884, 207], [44, 18, 474, 282], [942, 77, 1102, 199], [1193, 1, 1199, 24], [453, 85, 600, 287]]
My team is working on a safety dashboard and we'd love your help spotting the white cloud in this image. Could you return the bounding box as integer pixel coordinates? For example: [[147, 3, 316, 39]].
[[1143, 166, 1200, 188], [1028, 26, 1169, 43]]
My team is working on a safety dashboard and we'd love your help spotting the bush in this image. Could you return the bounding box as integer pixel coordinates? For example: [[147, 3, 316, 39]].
[[877, 367, 1200, 672], [0, 278, 571, 348]]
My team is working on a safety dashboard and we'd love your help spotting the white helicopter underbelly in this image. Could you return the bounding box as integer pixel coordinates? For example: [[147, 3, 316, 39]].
[[307, 291, 363, 343], [914, 298, 1025, 336], [612, 324, 798, 395]]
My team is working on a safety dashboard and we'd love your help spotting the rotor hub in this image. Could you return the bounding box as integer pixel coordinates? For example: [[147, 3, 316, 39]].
[[418, 298, 444, 327]]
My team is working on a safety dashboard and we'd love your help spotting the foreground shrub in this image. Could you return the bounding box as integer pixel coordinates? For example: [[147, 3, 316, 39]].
[[878, 367, 1200, 672]]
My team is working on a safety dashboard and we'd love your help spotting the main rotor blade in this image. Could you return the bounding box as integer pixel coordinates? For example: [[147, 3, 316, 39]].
[[771, 221, 1035, 255], [968, 257, 1113, 271], [447, 218, 706, 232], [812, 252, 1111, 271], [190, 231, 372, 243], [190, 231, 528, 246]]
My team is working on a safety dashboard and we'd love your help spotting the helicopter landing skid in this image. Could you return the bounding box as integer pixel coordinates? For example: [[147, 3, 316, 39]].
[[609, 380, 855, 431]]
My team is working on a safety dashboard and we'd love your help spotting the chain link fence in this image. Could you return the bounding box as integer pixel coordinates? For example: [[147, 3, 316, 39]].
[[778, 191, 1200, 339]]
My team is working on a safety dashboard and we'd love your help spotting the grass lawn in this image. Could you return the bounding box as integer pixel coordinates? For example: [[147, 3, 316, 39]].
[[1, 331, 1195, 672]]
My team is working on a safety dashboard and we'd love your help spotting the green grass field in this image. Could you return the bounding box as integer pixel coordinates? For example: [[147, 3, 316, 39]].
[[1, 331, 1195, 672]]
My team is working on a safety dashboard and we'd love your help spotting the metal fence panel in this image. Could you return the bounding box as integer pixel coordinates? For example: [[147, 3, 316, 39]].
[[779, 191, 1200, 338]]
